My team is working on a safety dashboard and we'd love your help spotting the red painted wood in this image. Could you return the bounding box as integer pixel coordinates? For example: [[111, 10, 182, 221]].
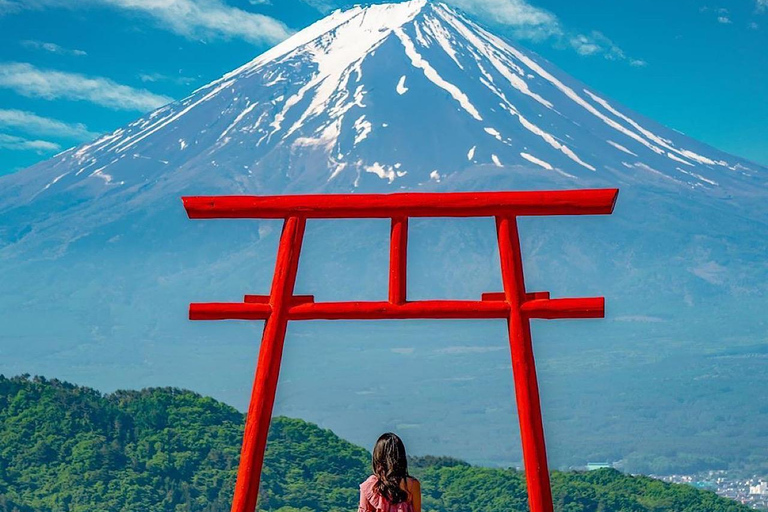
[[190, 297, 604, 322], [230, 216, 306, 512], [191, 300, 510, 320], [190, 302, 271, 320], [191, 296, 603, 322], [389, 217, 408, 304], [482, 291, 551, 302], [244, 294, 315, 305], [183, 189, 618, 219], [521, 297, 604, 319], [184, 189, 618, 512], [288, 300, 509, 320], [243, 295, 270, 304], [496, 216, 554, 512]]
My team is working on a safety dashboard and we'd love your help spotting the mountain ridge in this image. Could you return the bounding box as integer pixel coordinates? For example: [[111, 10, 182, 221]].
[[0, 374, 753, 512]]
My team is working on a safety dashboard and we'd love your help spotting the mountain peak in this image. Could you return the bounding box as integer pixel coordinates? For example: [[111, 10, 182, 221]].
[[226, 0, 432, 84]]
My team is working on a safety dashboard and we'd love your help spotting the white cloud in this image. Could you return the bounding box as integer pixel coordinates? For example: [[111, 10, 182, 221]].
[[391, 347, 415, 355], [450, 0, 557, 31], [0, 62, 173, 111], [447, 0, 642, 65], [0, 0, 22, 15], [757, 0, 767, 12], [689, 261, 727, 285], [300, 0, 336, 14], [100, 0, 291, 45], [717, 15, 732, 24], [568, 30, 627, 60], [570, 34, 600, 56], [138, 71, 197, 85], [449, 0, 559, 41], [0, 133, 61, 152], [21, 40, 87, 56], [0, 109, 98, 140], [3, 0, 291, 45]]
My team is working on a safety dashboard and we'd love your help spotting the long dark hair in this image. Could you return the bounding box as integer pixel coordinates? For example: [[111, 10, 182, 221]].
[[372, 432, 410, 504]]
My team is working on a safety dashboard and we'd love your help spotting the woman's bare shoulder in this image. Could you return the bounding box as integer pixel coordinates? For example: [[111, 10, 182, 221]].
[[406, 477, 420, 489]]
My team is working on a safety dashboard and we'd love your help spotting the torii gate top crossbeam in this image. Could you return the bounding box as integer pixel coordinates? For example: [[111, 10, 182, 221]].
[[182, 188, 618, 219]]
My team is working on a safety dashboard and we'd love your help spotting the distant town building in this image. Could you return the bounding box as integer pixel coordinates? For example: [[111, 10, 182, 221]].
[[749, 481, 768, 495], [586, 462, 612, 471], [655, 471, 768, 509]]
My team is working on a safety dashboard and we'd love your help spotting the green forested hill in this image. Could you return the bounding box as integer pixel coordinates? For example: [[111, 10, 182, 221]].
[[0, 375, 751, 512]]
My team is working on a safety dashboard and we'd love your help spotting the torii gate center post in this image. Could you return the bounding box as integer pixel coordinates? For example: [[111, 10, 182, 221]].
[[182, 188, 619, 512]]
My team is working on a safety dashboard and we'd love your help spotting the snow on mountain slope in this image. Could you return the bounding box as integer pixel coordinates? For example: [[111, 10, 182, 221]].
[[2, 0, 764, 211], [1, 0, 767, 470]]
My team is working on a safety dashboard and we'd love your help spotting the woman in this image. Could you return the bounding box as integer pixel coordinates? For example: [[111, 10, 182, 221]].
[[358, 433, 421, 512]]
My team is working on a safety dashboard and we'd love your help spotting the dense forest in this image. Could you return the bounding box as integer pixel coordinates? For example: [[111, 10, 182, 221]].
[[0, 375, 752, 512]]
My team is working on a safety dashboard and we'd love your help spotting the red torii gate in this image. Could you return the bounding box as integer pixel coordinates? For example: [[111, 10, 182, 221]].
[[182, 188, 619, 512]]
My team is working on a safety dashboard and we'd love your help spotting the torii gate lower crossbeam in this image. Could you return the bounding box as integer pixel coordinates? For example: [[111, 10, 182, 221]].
[[182, 189, 619, 512]]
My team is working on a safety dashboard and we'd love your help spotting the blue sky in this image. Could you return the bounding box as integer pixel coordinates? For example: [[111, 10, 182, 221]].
[[0, 0, 765, 176]]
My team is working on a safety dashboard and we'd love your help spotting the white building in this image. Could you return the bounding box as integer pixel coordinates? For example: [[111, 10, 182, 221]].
[[748, 481, 768, 495]]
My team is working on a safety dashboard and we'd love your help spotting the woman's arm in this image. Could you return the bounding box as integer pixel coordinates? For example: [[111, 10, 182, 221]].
[[409, 478, 421, 512]]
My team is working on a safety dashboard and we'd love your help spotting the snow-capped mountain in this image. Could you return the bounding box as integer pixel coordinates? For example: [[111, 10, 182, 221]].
[[3, 0, 764, 206], [1, 0, 766, 470]]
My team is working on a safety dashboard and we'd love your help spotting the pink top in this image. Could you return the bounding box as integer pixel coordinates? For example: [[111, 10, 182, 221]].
[[358, 475, 415, 512]]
